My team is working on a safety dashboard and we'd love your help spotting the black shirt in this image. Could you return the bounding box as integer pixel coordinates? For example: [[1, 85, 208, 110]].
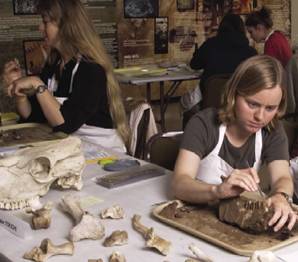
[[25, 57, 113, 134]]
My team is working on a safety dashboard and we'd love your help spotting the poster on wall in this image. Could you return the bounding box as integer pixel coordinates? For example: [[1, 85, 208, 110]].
[[177, 0, 195, 12], [124, 0, 159, 18], [154, 17, 169, 54], [23, 40, 48, 76], [13, 0, 38, 15]]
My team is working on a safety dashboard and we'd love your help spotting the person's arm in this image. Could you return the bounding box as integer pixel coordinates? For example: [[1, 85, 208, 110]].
[[189, 40, 209, 70], [266, 160, 297, 231], [7, 75, 64, 126], [171, 149, 260, 204]]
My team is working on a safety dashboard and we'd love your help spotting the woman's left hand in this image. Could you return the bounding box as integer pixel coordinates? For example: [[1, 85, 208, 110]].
[[267, 193, 297, 232]]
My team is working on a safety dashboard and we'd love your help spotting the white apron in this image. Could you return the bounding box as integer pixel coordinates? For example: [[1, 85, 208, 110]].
[[196, 124, 262, 184], [49, 57, 126, 153]]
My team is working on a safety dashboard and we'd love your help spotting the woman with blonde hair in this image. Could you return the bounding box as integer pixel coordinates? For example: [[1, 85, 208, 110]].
[[2, 0, 129, 152], [172, 55, 296, 232]]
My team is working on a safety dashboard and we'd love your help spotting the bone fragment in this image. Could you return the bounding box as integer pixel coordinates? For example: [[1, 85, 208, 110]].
[[27, 202, 52, 229], [23, 238, 74, 262], [88, 259, 103, 262], [188, 243, 213, 262], [109, 251, 126, 262], [248, 250, 277, 262], [103, 230, 128, 247], [132, 214, 171, 255], [100, 205, 124, 219], [70, 212, 105, 242], [60, 194, 84, 224]]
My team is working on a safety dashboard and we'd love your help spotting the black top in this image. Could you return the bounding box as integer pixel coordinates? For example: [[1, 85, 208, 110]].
[[181, 108, 289, 169], [24, 56, 113, 134], [190, 32, 257, 93]]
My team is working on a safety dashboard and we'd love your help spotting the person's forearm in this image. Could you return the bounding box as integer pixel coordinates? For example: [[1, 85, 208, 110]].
[[271, 175, 294, 196], [171, 175, 219, 203], [15, 97, 31, 119], [36, 91, 65, 126]]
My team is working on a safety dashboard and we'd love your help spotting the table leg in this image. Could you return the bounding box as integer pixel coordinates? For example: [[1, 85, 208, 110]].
[[159, 81, 165, 132], [146, 83, 151, 103]]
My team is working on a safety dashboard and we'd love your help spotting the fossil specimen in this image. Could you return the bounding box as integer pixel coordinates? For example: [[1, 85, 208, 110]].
[[187, 243, 213, 262], [248, 250, 277, 262], [103, 230, 128, 247], [23, 238, 74, 262], [100, 205, 124, 219], [61, 194, 105, 241], [88, 260, 103, 262], [218, 194, 274, 233], [0, 136, 85, 210], [109, 251, 126, 262], [26, 202, 53, 229], [132, 214, 171, 255]]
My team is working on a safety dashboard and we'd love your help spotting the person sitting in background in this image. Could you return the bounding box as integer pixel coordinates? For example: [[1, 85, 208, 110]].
[[245, 6, 292, 68], [190, 13, 257, 95], [172, 55, 296, 232], [183, 13, 257, 128], [2, 0, 129, 152]]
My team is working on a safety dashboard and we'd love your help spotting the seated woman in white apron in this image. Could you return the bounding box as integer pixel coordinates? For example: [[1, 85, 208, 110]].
[[2, 0, 129, 153], [172, 55, 296, 232]]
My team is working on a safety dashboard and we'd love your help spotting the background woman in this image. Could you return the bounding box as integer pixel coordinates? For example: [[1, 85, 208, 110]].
[[2, 0, 129, 152], [172, 55, 296, 232], [245, 6, 292, 68]]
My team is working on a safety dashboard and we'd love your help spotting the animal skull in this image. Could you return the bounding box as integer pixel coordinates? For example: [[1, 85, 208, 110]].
[[0, 136, 85, 210]]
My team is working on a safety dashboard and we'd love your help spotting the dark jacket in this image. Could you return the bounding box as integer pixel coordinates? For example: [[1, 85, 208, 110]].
[[190, 31, 257, 93]]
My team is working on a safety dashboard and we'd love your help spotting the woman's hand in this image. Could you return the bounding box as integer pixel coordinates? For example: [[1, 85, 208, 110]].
[[2, 59, 23, 92], [7, 76, 44, 98], [216, 167, 260, 199], [267, 193, 297, 232]]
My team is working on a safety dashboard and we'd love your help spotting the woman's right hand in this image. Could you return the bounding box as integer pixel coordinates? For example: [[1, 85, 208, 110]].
[[2, 59, 23, 94], [215, 168, 260, 199]]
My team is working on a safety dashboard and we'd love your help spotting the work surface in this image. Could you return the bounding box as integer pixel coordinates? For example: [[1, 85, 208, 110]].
[[1, 153, 298, 261]]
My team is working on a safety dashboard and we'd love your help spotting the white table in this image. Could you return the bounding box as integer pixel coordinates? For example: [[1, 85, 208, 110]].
[[117, 67, 201, 132], [0, 149, 297, 262]]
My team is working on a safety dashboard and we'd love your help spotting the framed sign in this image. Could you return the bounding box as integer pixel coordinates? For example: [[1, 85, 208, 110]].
[[13, 0, 38, 15], [154, 17, 168, 54], [124, 0, 158, 18], [177, 0, 195, 12]]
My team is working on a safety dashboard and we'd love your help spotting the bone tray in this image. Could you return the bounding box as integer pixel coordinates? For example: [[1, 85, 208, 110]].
[[0, 123, 67, 148], [152, 200, 298, 256]]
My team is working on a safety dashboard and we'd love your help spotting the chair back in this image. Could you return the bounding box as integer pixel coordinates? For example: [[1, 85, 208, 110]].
[[202, 74, 231, 109], [126, 99, 158, 159], [146, 131, 183, 170]]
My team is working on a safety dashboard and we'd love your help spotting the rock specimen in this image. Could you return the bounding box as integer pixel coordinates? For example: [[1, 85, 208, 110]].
[[0, 136, 85, 210]]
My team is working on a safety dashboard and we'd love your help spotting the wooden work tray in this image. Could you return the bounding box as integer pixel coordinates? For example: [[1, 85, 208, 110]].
[[152, 200, 298, 256], [0, 123, 67, 148]]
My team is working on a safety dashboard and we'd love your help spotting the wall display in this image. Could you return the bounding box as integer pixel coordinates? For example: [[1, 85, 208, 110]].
[[23, 39, 47, 75], [154, 17, 169, 54], [13, 0, 37, 15], [124, 0, 159, 18], [177, 0, 195, 11]]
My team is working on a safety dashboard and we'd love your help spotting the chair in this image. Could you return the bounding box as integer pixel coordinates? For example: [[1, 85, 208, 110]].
[[145, 131, 183, 170], [201, 74, 231, 109]]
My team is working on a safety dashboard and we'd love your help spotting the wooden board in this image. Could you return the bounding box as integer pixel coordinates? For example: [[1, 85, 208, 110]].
[[0, 123, 67, 148], [152, 200, 298, 256]]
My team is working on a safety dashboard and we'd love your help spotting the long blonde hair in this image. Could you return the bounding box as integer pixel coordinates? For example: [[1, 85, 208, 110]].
[[37, 0, 130, 148], [219, 55, 287, 130]]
